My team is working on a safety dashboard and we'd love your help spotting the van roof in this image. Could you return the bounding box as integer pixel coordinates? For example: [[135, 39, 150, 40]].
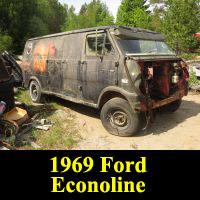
[[28, 26, 163, 41]]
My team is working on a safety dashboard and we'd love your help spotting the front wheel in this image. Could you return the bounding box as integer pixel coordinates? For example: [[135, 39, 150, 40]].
[[100, 98, 141, 137]]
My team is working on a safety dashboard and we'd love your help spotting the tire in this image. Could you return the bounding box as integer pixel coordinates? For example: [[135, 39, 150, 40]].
[[163, 99, 182, 112], [29, 80, 43, 103], [100, 97, 141, 137]]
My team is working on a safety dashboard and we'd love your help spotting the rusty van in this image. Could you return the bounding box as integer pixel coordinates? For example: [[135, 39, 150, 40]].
[[21, 26, 189, 137]]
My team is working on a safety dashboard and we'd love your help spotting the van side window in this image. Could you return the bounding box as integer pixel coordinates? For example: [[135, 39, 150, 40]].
[[86, 33, 113, 56], [86, 34, 98, 56]]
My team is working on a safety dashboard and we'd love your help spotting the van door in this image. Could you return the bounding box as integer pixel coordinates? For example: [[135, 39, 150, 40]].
[[46, 37, 64, 93], [47, 59, 63, 92], [80, 31, 118, 103], [61, 33, 83, 98]]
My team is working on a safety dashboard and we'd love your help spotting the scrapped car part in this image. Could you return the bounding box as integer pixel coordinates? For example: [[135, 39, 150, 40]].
[[190, 64, 200, 79], [0, 107, 29, 138], [0, 51, 25, 113], [0, 120, 19, 137], [0, 101, 6, 116], [2, 51, 23, 86], [0, 54, 28, 140], [21, 26, 189, 137], [0, 140, 12, 150], [0, 146, 10, 150], [0, 56, 11, 82], [0, 57, 15, 112], [2, 107, 29, 126]]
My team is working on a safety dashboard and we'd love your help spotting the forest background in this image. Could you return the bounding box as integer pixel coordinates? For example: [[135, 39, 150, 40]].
[[0, 0, 199, 56]]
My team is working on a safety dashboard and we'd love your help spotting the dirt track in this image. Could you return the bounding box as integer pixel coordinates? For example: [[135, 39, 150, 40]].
[[62, 93, 200, 150]]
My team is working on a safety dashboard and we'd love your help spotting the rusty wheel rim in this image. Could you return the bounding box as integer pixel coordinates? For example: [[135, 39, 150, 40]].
[[107, 110, 129, 129], [31, 84, 38, 101]]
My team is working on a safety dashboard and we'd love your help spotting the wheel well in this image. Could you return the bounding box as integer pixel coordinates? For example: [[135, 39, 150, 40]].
[[28, 79, 34, 88], [99, 91, 127, 109], [28, 78, 40, 88]]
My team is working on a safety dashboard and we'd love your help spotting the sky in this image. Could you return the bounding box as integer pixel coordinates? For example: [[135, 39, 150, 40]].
[[58, 0, 122, 18]]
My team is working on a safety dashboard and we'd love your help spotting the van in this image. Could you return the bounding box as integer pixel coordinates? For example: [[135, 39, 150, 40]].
[[21, 26, 189, 137]]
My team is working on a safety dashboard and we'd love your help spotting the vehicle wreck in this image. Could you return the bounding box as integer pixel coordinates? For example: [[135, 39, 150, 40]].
[[0, 52, 28, 137], [21, 26, 189, 137]]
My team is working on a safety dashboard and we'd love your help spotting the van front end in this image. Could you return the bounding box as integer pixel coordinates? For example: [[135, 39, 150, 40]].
[[112, 27, 189, 113], [124, 57, 189, 113], [99, 27, 189, 136]]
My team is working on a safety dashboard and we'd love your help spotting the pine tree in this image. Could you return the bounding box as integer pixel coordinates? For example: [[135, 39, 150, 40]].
[[116, 0, 152, 29], [62, 0, 114, 31]]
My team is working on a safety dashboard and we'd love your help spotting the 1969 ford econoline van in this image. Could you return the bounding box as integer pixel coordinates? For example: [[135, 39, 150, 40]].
[[21, 26, 189, 137]]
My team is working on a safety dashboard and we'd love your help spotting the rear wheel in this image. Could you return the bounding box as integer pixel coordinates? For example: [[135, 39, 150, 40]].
[[29, 80, 43, 103], [100, 98, 141, 137]]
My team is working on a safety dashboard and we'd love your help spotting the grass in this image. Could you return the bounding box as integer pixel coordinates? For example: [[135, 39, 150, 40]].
[[15, 89, 82, 150], [16, 88, 32, 105]]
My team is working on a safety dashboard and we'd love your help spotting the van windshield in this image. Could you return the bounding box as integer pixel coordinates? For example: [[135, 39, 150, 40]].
[[117, 39, 175, 55]]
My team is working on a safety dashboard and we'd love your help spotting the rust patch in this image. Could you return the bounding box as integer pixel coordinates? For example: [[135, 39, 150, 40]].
[[140, 89, 186, 112]]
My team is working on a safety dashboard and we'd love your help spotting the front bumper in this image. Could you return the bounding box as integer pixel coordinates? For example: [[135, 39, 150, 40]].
[[140, 89, 187, 112]]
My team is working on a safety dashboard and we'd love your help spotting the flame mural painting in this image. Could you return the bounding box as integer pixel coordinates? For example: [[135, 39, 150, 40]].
[[33, 41, 57, 73]]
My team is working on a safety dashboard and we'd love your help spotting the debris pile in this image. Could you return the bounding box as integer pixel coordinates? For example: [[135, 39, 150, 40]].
[[0, 101, 55, 150], [0, 51, 54, 150]]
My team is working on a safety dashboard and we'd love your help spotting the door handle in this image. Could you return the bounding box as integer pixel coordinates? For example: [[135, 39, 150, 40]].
[[80, 61, 86, 65]]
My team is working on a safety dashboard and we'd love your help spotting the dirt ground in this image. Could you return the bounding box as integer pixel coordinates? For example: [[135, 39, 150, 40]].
[[62, 93, 200, 150]]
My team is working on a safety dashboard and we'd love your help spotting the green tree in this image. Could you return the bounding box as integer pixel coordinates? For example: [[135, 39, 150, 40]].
[[62, 6, 80, 31], [62, 0, 114, 31], [116, 0, 152, 29], [0, 0, 38, 53], [162, 0, 200, 54], [37, 0, 67, 34], [0, 0, 67, 54], [0, 31, 12, 53], [28, 16, 49, 38], [150, 2, 165, 32], [150, 0, 165, 3]]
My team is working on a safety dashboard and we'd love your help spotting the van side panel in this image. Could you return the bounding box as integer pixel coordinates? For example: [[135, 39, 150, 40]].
[[22, 40, 48, 90], [22, 37, 65, 91], [46, 36, 65, 92], [62, 33, 84, 98], [21, 29, 120, 107]]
